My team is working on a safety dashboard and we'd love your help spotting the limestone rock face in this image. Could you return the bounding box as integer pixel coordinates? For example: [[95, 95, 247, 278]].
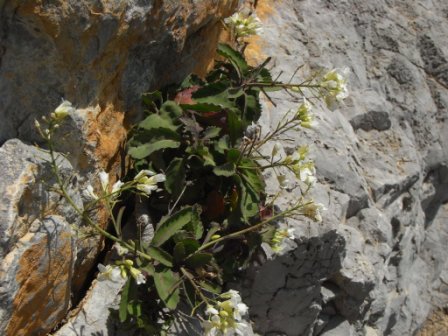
[[0, 139, 82, 336], [0, 1, 238, 335], [243, 0, 448, 335]]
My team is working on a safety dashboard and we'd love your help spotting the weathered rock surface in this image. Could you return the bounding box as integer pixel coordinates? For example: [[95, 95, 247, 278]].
[[0, 139, 82, 336], [242, 0, 448, 335], [0, 1, 238, 335]]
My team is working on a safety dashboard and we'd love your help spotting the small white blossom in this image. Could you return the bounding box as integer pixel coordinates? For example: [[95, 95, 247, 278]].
[[271, 223, 295, 254], [299, 166, 317, 186], [277, 173, 289, 189], [83, 185, 98, 200], [224, 12, 263, 38], [129, 266, 146, 285], [135, 170, 166, 196], [303, 202, 326, 222], [97, 263, 122, 282], [53, 100, 75, 120], [111, 180, 124, 194], [321, 67, 349, 107], [99, 171, 109, 191], [202, 290, 250, 336], [114, 244, 129, 256]]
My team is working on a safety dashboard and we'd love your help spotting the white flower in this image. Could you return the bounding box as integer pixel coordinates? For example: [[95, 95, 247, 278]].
[[299, 166, 317, 186], [233, 303, 249, 320], [296, 98, 317, 128], [321, 68, 349, 107], [83, 184, 98, 200], [134, 169, 156, 180], [97, 263, 122, 282], [114, 244, 129, 256], [271, 223, 295, 254], [303, 202, 326, 222], [224, 12, 263, 38], [135, 170, 166, 196], [277, 174, 289, 189], [111, 180, 124, 194], [99, 171, 109, 191], [53, 100, 75, 120], [206, 305, 219, 316], [129, 267, 146, 285]]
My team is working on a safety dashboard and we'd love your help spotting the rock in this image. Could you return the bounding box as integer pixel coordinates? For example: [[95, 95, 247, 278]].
[[0, 139, 83, 336], [242, 0, 448, 334], [52, 276, 129, 336]]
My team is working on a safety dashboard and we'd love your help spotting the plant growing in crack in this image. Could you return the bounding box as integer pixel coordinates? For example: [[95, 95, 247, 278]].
[[37, 11, 348, 336]]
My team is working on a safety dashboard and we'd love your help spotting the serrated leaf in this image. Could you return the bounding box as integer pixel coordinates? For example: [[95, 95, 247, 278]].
[[186, 205, 203, 240], [152, 207, 193, 247], [142, 91, 163, 107], [165, 158, 186, 197], [227, 109, 243, 145], [199, 280, 222, 294], [119, 278, 132, 322], [203, 126, 221, 140], [154, 268, 180, 310], [138, 114, 178, 132], [146, 246, 173, 267], [185, 252, 213, 268], [217, 43, 249, 77], [213, 162, 236, 177], [242, 92, 261, 125], [160, 101, 183, 119], [182, 238, 200, 255], [128, 139, 180, 159], [215, 135, 230, 154], [173, 242, 186, 263]]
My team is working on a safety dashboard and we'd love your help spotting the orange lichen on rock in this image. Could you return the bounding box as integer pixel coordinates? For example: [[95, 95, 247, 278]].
[[6, 230, 73, 336]]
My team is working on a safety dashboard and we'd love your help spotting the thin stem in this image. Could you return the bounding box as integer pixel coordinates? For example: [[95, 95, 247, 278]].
[[180, 267, 210, 307], [198, 204, 303, 252]]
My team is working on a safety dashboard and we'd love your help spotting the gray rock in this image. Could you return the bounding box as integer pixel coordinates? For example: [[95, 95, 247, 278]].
[[243, 0, 448, 334]]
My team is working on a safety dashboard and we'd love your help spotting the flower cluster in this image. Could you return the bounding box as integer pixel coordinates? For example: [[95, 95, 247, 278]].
[[97, 259, 146, 285], [83, 169, 166, 201], [296, 98, 316, 128], [321, 68, 349, 107], [134, 169, 166, 196], [202, 290, 249, 336], [224, 12, 262, 38], [302, 201, 326, 222], [271, 223, 295, 254]]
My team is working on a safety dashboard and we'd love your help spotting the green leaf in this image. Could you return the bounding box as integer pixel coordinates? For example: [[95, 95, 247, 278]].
[[196, 145, 216, 166], [227, 148, 241, 163], [142, 91, 163, 108], [242, 92, 261, 125], [182, 238, 200, 255], [165, 158, 186, 197], [217, 43, 249, 77], [154, 268, 180, 310], [119, 278, 132, 322], [173, 242, 186, 263], [227, 109, 243, 145], [146, 246, 173, 267], [185, 205, 203, 240], [215, 135, 230, 154], [128, 139, 180, 159], [213, 162, 236, 177], [185, 252, 213, 268], [127, 301, 142, 317], [152, 207, 194, 247], [160, 101, 183, 119], [203, 126, 221, 140], [240, 159, 265, 194], [138, 114, 178, 132], [199, 280, 222, 294], [203, 222, 221, 244]]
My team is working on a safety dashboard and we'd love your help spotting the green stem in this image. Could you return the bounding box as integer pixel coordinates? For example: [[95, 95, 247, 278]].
[[198, 204, 301, 252], [180, 267, 210, 306]]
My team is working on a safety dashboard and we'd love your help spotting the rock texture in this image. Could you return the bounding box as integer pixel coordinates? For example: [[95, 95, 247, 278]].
[[0, 139, 82, 336], [242, 0, 448, 335], [0, 1, 237, 335]]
